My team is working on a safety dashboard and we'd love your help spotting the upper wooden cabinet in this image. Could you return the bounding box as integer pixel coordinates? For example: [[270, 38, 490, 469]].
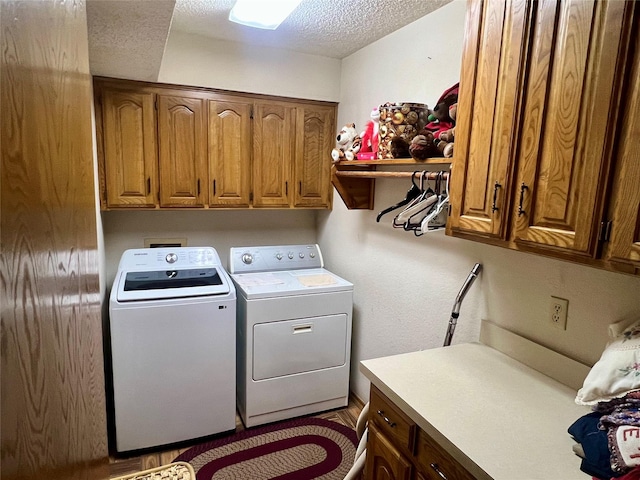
[[252, 102, 296, 208], [94, 77, 337, 210], [157, 94, 207, 207], [448, 0, 639, 274], [603, 22, 640, 275], [99, 88, 157, 208], [294, 105, 334, 208], [252, 102, 335, 208], [208, 96, 252, 207], [448, 0, 529, 239]]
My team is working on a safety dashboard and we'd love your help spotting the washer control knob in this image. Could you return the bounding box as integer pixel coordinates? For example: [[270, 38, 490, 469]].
[[288, 252, 294, 259], [299, 252, 305, 258], [276, 253, 283, 260], [241, 253, 253, 265], [165, 253, 178, 264], [310, 252, 316, 258]]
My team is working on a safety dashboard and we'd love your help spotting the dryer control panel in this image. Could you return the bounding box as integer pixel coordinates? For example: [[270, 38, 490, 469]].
[[229, 244, 323, 274]]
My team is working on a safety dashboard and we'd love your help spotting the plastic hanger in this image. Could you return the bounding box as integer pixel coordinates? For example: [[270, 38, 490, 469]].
[[376, 172, 422, 222], [393, 173, 436, 228]]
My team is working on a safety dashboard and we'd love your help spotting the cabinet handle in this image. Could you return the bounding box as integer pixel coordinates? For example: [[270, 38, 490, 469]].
[[376, 410, 396, 428], [213, 179, 216, 196], [285, 181, 288, 195], [430, 463, 448, 480], [517, 182, 528, 217], [197, 179, 201, 195], [299, 181, 302, 195], [146, 177, 151, 195], [491, 181, 501, 213]]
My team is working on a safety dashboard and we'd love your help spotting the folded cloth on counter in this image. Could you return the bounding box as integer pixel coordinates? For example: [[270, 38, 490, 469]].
[[569, 412, 619, 479], [596, 392, 640, 473], [576, 319, 640, 405]]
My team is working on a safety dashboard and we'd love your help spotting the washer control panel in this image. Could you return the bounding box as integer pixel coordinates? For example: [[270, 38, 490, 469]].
[[119, 247, 222, 270], [229, 244, 323, 273]]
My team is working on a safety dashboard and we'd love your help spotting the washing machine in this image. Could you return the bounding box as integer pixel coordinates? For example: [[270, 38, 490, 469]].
[[229, 244, 353, 428], [109, 247, 236, 453]]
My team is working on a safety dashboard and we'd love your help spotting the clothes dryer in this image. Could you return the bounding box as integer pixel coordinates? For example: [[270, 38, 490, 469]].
[[229, 244, 353, 428]]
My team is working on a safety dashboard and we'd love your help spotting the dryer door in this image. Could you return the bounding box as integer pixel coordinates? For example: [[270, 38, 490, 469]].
[[252, 314, 347, 381]]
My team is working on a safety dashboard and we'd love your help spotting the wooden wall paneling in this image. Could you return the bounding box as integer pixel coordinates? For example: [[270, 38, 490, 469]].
[[1, 1, 109, 479]]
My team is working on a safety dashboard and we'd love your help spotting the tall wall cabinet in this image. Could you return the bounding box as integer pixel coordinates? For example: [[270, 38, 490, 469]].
[[94, 77, 336, 210], [448, 0, 640, 275]]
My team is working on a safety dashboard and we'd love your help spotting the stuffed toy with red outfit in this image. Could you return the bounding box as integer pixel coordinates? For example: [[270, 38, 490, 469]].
[[356, 107, 380, 160], [423, 83, 459, 158]]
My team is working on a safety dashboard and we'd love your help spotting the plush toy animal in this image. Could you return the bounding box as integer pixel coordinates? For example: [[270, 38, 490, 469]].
[[356, 108, 380, 160], [434, 103, 457, 158], [331, 123, 362, 162], [408, 130, 440, 160]]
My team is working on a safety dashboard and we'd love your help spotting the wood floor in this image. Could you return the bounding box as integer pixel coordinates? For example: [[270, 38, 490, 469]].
[[109, 395, 364, 478]]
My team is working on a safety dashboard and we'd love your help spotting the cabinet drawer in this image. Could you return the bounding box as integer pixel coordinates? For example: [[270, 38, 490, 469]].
[[415, 429, 476, 480], [369, 385, 417, 456]]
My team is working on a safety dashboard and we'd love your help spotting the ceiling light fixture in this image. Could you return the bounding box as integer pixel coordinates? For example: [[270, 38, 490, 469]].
[[228, 0, 302, 30]]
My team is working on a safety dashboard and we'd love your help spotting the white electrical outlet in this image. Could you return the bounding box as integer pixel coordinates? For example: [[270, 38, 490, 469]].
[[550, 296, 569, 330]]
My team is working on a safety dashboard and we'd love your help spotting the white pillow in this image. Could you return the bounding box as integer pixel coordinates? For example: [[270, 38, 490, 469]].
[[576, 319, 640, 405]]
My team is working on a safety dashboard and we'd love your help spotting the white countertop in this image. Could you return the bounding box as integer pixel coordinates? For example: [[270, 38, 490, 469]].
[[360, 342, 591, 480]]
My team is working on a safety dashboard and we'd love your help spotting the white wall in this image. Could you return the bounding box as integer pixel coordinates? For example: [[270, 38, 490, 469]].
[[159, 31, 341, 101], [103, 210, 317, 286], [318, 0, 640, 402]]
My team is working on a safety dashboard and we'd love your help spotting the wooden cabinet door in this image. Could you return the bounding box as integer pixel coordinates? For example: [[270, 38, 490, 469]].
[[448, 0, 529, 239], [208, 97, 252, 207], [511, 0, 630, 257], [252, 102, 295, 207], [604, 24, 640, 272], [101, 89, 157, 207], [365, 424, 413, 480], [157, 94, 207, 207], [293, 105, 334, 208]]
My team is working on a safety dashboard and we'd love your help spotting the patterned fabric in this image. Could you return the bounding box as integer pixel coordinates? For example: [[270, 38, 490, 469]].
[[596, 392, 640, 473]]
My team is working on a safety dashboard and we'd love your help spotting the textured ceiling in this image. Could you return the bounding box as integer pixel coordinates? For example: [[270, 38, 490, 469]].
[[87, 0, 176, 81], [171, 0, 453, 59], [86, 0, 452, 81]]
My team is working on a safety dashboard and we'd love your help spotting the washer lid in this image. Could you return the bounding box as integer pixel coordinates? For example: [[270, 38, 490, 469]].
[[115, 267, 231, 301], [231, 268, 352, 299]]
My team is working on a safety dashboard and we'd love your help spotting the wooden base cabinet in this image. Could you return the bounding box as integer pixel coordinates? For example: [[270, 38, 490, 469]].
[[448, 0, 640, 275], [364, 386, 476, 480], [94, 78, 336, 210]]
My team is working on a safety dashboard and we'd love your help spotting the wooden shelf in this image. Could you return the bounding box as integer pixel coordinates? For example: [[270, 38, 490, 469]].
[[336, 157, 452, 166], [331, 158, 452, 210]]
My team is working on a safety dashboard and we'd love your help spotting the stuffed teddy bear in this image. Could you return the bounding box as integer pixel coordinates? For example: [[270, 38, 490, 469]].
[[434, 103, 457, 158], [356, 107, 380, 160], [331, 123, 362, 162], [408, 130, 440, 160], [390, 136, 411, 159]]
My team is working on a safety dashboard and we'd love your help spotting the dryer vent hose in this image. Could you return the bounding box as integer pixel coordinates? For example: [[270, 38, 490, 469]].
[[443, 263, 482, 347]]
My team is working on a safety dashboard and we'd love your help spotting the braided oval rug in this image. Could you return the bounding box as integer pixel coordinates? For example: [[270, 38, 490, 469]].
[[173, 417, 358, 480]]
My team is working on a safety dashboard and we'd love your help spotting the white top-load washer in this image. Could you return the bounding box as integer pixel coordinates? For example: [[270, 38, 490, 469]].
[[109, 247, 236, 453], [229, 244, 353, 428]]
